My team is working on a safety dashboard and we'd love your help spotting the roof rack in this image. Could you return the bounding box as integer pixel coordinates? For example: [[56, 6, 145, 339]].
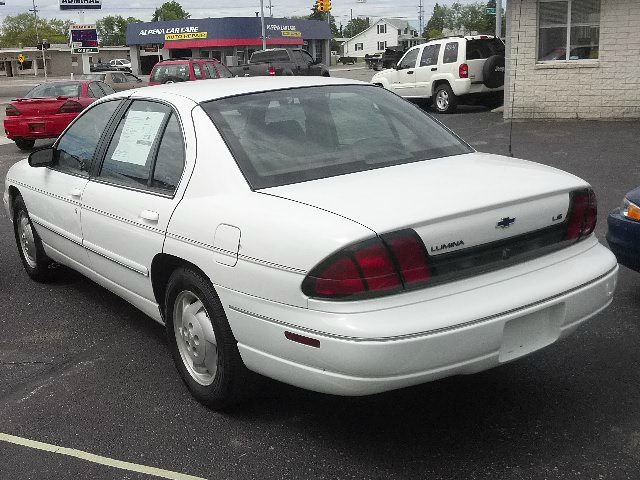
[[425, 35, 465, 42]]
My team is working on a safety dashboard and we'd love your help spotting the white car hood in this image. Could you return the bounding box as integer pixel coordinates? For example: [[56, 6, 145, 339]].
[[260, 153, 589, 250]]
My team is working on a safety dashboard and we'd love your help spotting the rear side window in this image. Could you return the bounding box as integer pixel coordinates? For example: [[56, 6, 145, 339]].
[[98, 82, 116, 95], [216, 63, 233, 78], [443, 42, 459, 64], [88, 83, 104, 98], [151, 64, 190, 83], [26, 82, 81, 98], [99, 101, 184, 194], [466, 38, 505, 60], [193, 63, 204, 79], [420, 44, 440, 66]]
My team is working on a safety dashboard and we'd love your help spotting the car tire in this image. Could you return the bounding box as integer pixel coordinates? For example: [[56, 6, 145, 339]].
[[482, 55, 506, 89], [165, 267, 250, 410], [433, 84, 458, 114], [15, 139, 35, 151], [12, 194, 56, 282]]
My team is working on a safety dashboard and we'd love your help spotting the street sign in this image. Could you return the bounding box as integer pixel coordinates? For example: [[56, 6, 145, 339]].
[[71, 42, 99, 54], [486, 7, 496, 14], [17, 54, 25, 64], [60, 0, 102, 10]]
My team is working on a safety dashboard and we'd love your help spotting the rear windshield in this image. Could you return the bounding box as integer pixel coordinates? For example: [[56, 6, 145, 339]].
[[251, 50, 290, 63], [25, 82, 82, 98], [466, 38, 505, 60], [151, 64, 190, 83], [202, 85, 472, 189]]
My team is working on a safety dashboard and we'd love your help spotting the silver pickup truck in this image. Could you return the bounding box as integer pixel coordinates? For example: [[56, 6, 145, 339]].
[[229, 48, 330, 77]]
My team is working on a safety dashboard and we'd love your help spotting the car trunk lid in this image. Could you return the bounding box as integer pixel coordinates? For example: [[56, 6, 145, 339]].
[[12, 96, 78, 116], [260, 153, 587, 255]]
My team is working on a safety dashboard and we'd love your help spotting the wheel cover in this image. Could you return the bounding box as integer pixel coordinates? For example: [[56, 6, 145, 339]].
[[18, 212, 37, 269], [436, 90, 449, 111], [173, 290, 218, 386]]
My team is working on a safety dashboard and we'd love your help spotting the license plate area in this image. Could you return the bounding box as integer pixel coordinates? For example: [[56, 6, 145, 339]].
[[499, 303, 565, 363], [28, 123, 45, 132]]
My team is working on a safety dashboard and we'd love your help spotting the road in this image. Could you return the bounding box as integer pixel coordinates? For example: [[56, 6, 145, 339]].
[[1, 75, 640, 480]]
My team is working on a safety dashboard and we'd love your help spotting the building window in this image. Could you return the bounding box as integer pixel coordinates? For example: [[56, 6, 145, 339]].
[[355, 43, 363, 51], [538, 0, 600, 61], [378, 41, 387, 51], [377, 24, 387, 34], [398, 29, 402, 35]]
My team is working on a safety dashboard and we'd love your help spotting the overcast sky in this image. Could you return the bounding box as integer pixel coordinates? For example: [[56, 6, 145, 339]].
[[0, 0, 484, 29]]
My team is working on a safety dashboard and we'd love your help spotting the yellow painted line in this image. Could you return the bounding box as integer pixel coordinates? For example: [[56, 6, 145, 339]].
[[0, 432, 207, 480]]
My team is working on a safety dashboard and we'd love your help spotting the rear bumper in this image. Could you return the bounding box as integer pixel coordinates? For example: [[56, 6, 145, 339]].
[[607, 209, 640, 271], [221, 240, 618, 396], [4, 114, 77, 140]]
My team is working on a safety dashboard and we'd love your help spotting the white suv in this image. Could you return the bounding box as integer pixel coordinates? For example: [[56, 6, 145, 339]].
[[372, 35, 505, 113]]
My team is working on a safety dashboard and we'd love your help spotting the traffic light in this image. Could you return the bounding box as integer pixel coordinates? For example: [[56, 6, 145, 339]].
[[316, 0, 331, 12]]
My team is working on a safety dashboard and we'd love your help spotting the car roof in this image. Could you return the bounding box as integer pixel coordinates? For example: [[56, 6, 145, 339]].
[[153, 58, 220, 66], [124, 76, 365, 104]]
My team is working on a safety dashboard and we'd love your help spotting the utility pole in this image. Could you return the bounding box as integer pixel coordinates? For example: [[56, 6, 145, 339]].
[[268, 0, 273, 17], [418, 0, 425, 37], [496, 0, 503, 39], [29, 0, 47, 81], [260, 0, 267, 50]]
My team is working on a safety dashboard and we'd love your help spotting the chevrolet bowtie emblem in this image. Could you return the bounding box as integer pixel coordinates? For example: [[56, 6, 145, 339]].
[[496, 217, 516, 229]]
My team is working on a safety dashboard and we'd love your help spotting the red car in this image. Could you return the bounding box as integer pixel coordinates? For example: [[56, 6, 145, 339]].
[[149, 59, 233, 86], [4, 80, 115, 151]]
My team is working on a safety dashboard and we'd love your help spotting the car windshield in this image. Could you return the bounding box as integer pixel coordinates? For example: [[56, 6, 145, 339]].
[[151, 64, 190, 83], [202, 85, 472, 189], [25, 82, 82, 98], [81, 74, 106, 81]]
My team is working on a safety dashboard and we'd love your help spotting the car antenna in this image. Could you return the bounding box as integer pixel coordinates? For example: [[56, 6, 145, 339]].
[[508, 0, 524, 158]]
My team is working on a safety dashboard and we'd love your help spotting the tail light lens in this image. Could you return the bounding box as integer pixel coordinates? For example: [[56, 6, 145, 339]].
[[58, 101, 83, 114], [5, 105, 21, 116], [302, 230, 430, 300], [459, 63, 469, 78], [267, 66, 276, 76], [565, 189, 597, 241]]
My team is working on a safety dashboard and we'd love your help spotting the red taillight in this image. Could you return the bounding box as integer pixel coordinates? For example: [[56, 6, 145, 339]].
[[459, 63, 469, 78], [565, 189, 597, 241], [267, 66, 276, 76], [302, 230, 430, 300], [5, 105, 21, 116], [58, 101, 83, 114]]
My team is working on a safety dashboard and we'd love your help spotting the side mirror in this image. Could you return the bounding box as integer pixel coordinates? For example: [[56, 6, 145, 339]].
[[28, 147, 54, 168], [395, 63, 403, 70]]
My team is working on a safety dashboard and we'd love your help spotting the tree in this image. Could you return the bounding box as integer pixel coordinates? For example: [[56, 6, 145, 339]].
[[0, 13, 73, 47], [423, 1, 497, 38], [97, 15, 142, 46], [151, 1, 190, 22], [343, 17, 369, 39]]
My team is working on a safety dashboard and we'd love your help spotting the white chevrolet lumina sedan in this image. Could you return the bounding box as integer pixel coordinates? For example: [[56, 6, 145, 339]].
[[3, 77, 618, 409]]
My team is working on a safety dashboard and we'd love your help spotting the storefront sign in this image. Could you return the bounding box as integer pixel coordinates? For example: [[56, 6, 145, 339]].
[[60, 0, 102, 10], [165, 32, 207, 41]]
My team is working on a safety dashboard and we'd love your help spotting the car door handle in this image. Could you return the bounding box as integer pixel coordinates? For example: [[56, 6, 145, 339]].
[[139, 210, 159, 222], [69, 188, 82, 198], [407, 70, 414, 74], [431, 67, 438, 71]]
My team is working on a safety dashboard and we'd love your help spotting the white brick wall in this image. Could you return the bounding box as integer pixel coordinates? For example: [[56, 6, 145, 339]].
[[505, 0, 640, 119]]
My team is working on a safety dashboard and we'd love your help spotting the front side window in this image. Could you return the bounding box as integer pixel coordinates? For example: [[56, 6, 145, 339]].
[[538, 0, 600, 61], [99, 101, 184, 194], [88, 83, 104, 98], [203, 62, 217, 79], [98, 82, 116, 95], [203, 85, 472, 189], [54, 100, 121, 176], [215, 62, 233, 78], [398, 48, 419, 69]]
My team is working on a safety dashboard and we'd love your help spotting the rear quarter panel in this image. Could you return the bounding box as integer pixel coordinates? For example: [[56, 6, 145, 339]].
[[163, 107, 374, 308]]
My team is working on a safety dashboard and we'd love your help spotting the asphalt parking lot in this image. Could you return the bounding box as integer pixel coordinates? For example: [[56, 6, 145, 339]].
[[1, 73, 640, 480]]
